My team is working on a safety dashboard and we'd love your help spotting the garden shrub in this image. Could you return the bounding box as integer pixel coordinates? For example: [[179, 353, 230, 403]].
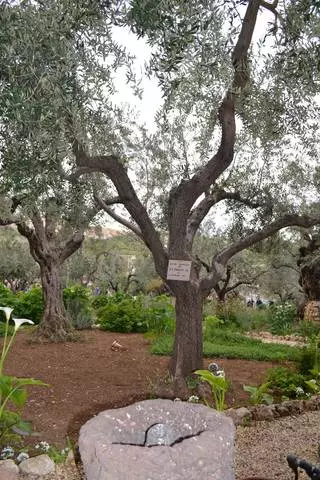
[[0, 283, 16, 313], [14, 287, 44, 325], [203, 315, 224, 340], [268, 303, 296, 335], [144, 295, 175, 335], [298, 335, 320, 376], [91, 293, 109, 310], [63, 285, 93, 330], [295, 321, 320, 339], [96, 294, 175, 334], [97, 295, 149, 333], [265, 366, 306, 399], [204, 298, 269, 331]]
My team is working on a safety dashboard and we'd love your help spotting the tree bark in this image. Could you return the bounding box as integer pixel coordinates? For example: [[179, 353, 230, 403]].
[[37, 260, 74, 341], [170, 283, 203, 395]]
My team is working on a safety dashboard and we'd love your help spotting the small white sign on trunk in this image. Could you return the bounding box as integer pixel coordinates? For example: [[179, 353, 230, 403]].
[[167, 260, 192, 281]]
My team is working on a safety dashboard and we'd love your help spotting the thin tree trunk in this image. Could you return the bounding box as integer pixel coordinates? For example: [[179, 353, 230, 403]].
[[37, 261, 74, 341], [170, 284, 203, 395]]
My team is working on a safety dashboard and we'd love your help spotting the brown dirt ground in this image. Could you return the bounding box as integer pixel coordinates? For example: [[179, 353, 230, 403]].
[[4, 330, 284, 449]]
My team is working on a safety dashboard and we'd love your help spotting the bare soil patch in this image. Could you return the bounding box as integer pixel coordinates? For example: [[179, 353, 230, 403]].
[[3, 329, 281, 448]]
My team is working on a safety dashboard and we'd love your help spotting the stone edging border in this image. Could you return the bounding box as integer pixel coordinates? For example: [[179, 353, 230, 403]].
[[224, 395, 320, 425]]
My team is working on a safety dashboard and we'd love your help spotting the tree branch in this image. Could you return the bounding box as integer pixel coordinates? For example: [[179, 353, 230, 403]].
[[60, 230, 85, 263], [260, 0, 278, 14], [94, 193, 144, 240], [217, 214, 320, 266], [74, 155, 168, 278], [200, 214, 320, 294], [168, 0, 261, 254], [186, 187, 262, 248]]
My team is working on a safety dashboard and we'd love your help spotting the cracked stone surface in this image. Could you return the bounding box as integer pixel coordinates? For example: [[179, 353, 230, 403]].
[[79, 399, 235, 480]]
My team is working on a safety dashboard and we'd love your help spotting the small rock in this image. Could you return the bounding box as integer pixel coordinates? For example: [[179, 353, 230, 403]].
[[281, 400, 303, 415], [254, 404, 274, 421], [225, 407, 252, 426], [275, 404, 290, 417], [0, 459, 19, 480], [19, 454, 55, 476], [65, 449, 75, 466]]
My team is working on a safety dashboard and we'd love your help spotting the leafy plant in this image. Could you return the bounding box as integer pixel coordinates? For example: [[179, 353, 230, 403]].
[[97, 295, 149, 333], [203, 315, 224, 340], [63, 285, 93, 330], [13, 287, 44, 325], [145, 295, 175, 335], [295, 321, 320, 339], [0, 307, 47, 447], [243, 383, 273, 405], [298, 335, 320, 376], [195, 368, 228, 411], [268, 303, 296, 335], [266, 367, 306, 400], [0, 284, 16, 308], [91, 293, 109, 310]]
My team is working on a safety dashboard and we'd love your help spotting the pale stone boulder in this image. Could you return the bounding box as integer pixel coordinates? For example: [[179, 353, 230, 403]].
[[79, 399, 235, 480]]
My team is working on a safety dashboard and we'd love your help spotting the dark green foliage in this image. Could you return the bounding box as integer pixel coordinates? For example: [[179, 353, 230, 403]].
[[266, 367, 306, 399], [144, 295, 175, 335], [97, 293, 175, 334], [298, 346, 317, 376], [97, 295, 149, 333], [63, 285, 93, 330], [0, 283, 16, 308], [13, 287, 43, 325], [91, 294, 110, 310]]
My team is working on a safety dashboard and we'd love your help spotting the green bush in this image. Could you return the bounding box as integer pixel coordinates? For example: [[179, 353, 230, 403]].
[[14, 287, 44, 325], [97, 295, 149, 333], [203, 315, 224, 340], [91, 294, 109, 310], [268, 303, 297, 335], [63, 285, 93, 330], [295, 321, 320, 339], [266, 366, 306, 399], [144, 295, 175, 335], [204, 298, 269, 331], [97, 294, 175, 334], [0, 283, 16, 310]]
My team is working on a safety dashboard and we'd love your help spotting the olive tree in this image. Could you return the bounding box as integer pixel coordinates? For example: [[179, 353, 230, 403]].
[[68, 0, 320, 390]]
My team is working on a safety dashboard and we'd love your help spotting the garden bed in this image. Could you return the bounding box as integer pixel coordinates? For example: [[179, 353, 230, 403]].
[[4, 329, 285, 448]]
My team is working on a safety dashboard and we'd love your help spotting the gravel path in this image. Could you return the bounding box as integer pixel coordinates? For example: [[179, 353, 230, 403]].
[[235, 411, 320, 480]]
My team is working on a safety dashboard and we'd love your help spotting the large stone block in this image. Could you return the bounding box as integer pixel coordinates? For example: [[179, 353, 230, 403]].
[[79, 399, 235, 480]]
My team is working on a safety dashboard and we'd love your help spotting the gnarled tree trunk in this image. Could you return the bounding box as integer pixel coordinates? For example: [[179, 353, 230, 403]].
[[16, 211, 84, 341], [171, 284, 203, 383], [38, 260, 73, 341]]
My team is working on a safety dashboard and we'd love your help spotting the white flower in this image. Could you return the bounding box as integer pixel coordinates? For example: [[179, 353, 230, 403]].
[[0, 307, 13, 321], [295, 386, 304, 395], [16, 452, 29, 463], [0, 446, 14, 459], [36, 441, 50, 452], [310, 379, 317, 384], [188, 395, 200, 403], [12, 318, 34, 331]]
